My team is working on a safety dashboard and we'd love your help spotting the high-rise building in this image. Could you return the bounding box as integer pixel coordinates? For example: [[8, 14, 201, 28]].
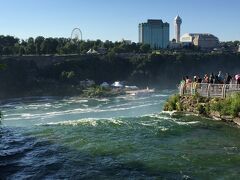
[[174, 15, 182, 43], [139, 19, 169, 49]]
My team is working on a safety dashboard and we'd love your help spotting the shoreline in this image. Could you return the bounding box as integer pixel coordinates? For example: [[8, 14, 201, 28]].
[[163, 94, 240, 127]]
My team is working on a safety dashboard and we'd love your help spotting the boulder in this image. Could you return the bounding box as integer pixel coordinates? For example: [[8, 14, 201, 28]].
[[233, 118, 240, 126]]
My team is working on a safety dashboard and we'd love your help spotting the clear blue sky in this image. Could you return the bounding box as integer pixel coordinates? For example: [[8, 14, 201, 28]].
[[0, 0, 239, 42]]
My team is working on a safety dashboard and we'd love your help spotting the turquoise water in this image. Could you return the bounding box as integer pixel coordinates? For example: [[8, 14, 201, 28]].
[[1, 92, 240, 179]]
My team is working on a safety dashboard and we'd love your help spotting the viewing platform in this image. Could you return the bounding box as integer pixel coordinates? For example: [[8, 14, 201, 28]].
[[179, 83, 240, 98]]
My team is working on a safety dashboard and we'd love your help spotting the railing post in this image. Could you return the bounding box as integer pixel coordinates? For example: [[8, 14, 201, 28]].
[[222, 84, 226, 98], [179, 84, 183, 96], [191, 83, 193, 95], [207, 84, 210, 98]]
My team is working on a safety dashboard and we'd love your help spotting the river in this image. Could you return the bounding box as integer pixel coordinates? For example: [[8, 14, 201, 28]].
[[0, 91, 240, 179]]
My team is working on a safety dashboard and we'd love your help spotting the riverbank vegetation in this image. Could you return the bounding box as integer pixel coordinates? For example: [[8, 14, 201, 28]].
[[164, 93, 240, 124], [82, 86, 125, 98], [211, 93, 240, 118]]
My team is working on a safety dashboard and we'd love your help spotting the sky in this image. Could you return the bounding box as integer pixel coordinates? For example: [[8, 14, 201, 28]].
[[0, 0, 239, 42]]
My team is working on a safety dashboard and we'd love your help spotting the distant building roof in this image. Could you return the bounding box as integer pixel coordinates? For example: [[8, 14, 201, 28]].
[[183, 33, 217, 38], [147, 19, 163, 25], [139, 19, 169, 27]]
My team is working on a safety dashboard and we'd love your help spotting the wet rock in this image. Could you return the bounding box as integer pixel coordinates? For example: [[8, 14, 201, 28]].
[[221, 115, 234, 122], [233, 118, 240, 126], [210, 111, 221, 118]]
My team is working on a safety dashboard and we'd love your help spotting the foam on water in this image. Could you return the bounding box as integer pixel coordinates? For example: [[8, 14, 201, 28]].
[[1, 93, 240, 179], [2, 95, 164, 126], [38, 117, 128, 127]]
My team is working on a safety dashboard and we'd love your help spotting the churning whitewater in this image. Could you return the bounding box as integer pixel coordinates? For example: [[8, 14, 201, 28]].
[[1, 91, 240, 179]]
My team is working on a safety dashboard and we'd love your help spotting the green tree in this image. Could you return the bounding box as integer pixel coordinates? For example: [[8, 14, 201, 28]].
[[26, 37, 36, 54], [140, 44, 151, 53], [35, 36, 45, 55]]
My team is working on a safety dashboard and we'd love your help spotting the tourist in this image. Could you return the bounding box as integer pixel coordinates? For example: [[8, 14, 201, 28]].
[[224, 73, 232, 84], [218, 71, 224, 84], [214, 74, 219, 84], [209, 73, 214, 84], [185, 76, 192, 94], [197, 76, 202, 83], [185, 76, 192, 84], [179, 77, 186, 95], [235, 74, 240, 88], [203, 74, 209, 83], [192, 76, 198, 95], [193, 76, 197, 82]]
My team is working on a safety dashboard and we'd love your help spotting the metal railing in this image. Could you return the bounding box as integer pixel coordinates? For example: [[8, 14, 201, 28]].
[[179, 83, 240, 98]]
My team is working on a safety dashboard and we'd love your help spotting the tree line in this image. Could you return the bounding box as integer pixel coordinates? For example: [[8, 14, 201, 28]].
[[1, 35, 239, 56], [0, 35, 151, 55]]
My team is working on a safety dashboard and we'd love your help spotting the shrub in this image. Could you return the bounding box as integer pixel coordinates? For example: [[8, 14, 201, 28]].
[[164, 94, 181, 111], [197, 104, 207, 115], [210, 93, 240, 117], [230, 93, 240, 117]]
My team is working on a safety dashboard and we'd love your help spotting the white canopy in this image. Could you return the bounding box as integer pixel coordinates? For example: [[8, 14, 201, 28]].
[[111, 81, 123, 88], [87, 49, 98, 54]]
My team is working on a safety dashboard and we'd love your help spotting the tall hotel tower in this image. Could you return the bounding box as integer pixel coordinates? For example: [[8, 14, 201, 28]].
[[139, 19, 169, 49], [174, 15, 182, 43]]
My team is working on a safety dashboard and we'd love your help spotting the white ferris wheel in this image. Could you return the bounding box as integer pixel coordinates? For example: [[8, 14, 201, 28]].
[[71, 28, 82, 41]]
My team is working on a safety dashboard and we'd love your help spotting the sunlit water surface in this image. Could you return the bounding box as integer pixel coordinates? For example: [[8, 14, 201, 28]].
[[1, 91, 240, 179]]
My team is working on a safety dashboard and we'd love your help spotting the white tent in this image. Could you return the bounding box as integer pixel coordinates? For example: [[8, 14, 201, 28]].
[[87, 49, 98, 54], [111, 81, 123, 88]]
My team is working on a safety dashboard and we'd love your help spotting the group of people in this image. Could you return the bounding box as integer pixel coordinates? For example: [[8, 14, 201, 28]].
[[181, 71, 240, 85], [179, 71, 240, 95]]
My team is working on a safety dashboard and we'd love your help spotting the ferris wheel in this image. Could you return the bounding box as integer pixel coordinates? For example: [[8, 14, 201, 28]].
[[71, 28, 82, 41]]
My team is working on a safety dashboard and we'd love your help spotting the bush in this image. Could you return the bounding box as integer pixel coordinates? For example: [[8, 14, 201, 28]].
[[61, 71, 76, 80], [210, 93, 240, 117], [164, 94, 181, 111], [82, 86, 122, 98], [230, 93, 240, 117], [197, 104, 206, 115]]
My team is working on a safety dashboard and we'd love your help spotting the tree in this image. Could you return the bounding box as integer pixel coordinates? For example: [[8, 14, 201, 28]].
[[40, 38, 58, 54], [140, 44, 151, 53], [35, 36, 45, 55], [26, 37, 36, 54]]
